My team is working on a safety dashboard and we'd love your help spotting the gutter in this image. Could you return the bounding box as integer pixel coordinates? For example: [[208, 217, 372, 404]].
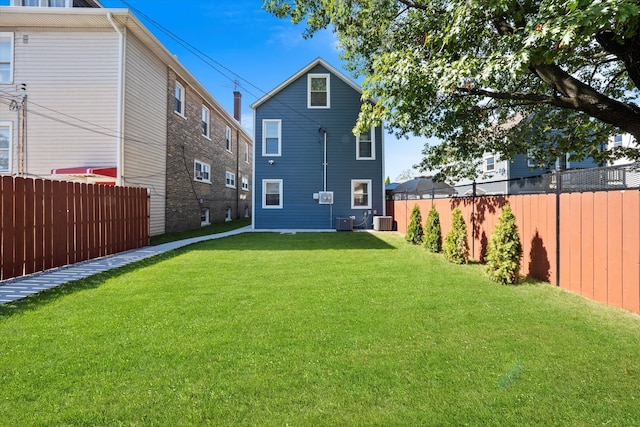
[[107, 11, 125, 186]]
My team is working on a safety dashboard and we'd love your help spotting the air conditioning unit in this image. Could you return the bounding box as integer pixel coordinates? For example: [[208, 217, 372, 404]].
[[336, 217, 353, 231], [318, 191, 334, 204], [373, 216, 393, 231]]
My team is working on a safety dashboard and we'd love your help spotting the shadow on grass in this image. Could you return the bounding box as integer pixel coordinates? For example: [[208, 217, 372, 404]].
[[0, 251, 178, 319], [0, 232, 396, 316]]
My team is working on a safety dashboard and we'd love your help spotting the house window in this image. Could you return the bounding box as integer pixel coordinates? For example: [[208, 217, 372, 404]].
[[0, 33, 14, 84], [225, 126, 232, 152], [351, 179, 372, 209], [202, 106, 210, 138], [356, 127, 375, 160], [245, 206, 250, 218], [226, 171, 236, 188], [21, 0, 41, 5], [308, 74, 330, 108], [527, 150, 544, 168], [200, 208, 210, 226], [613, 134, 623, 147], [174, 82, 185, 116], [245, 142, 250, 163], [0, 122, 12, 173], [263, 179, 283, 208], [262, 119, 281, 156], [242, 176, 249, 191], [49, 0, 66, 6], [194, 160, 210, 183], [485, 156, 495, 172], [225, 207, 233, 222]]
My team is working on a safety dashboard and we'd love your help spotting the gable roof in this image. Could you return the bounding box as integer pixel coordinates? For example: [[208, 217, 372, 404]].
[[251, 57, 363, 110]]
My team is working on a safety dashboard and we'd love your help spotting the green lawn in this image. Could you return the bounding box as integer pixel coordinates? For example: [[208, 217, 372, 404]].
[[1, 232, 639, 426]]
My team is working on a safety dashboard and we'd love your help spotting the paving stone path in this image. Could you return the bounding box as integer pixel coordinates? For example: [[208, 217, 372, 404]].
[[0, 226, 252, 305]]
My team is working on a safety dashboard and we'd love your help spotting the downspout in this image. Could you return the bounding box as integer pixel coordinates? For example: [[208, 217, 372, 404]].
[[107, 12, 125, 186]]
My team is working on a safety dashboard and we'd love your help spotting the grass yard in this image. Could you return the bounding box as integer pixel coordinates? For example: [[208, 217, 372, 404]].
[[1, 231, 639, 425]]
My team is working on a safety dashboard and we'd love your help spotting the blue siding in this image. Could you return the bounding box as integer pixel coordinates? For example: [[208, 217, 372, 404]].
[[254, 62, 384, 229]]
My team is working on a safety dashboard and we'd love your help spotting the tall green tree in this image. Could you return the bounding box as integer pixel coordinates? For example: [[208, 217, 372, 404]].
[[264, 0, 640, 180], [485, 203, 523, 284], [424, 206, 442, 253], [443, 208, 469, 264], [405, 204, 424, 244]]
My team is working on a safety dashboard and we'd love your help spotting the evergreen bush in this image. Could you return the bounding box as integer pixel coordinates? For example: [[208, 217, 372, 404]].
[[424, 206, 442, 253], [443, 207, 469, 264], [485, 203, 523, 284], [405, 204, 424, 244]]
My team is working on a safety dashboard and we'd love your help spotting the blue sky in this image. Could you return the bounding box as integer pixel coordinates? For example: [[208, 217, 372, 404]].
[[4, 0, 431, 181]]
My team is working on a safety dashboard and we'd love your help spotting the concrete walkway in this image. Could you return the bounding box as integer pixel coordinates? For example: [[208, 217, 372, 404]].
[[0, 226, 253, 305]]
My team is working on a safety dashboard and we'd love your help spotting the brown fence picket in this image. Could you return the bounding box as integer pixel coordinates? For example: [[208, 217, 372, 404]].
[[0, 176, 150, 282]]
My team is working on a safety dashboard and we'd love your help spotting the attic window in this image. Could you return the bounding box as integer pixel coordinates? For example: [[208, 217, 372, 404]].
[[308, 74, 330, 108]]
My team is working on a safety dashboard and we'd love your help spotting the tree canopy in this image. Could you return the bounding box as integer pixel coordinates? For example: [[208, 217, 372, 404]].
[[263, 0, 640, 180]]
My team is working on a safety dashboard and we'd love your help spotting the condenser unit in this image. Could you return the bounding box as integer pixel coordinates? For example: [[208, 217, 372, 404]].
[[373, 216, 393, 231]]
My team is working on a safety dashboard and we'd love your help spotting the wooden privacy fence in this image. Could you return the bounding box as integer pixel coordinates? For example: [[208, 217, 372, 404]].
[[1, 176, 150, 281], [389, 190, 640, 315]]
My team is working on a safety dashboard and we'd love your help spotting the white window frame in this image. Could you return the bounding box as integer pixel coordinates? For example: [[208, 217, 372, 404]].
[[0, 122, 12, 174], [613, 134, 623, 147], [245, 142, 250, 163], [356, 127, 375, 160], [484, 155, 495, 172], [174, 82, 185, 117], [194, 160, 211, 183], [225, 207, 233, 222], [200, 208, 210, 226], [308, 73, 330, 109], [226, 171, 236, 188], [263, 179, 283, 209], [351, 179, 372, 209], [201, 105, 210, 138], [0, 33, 14, 85], [225, 126, 232, 152], [241, 176, 249, 191], [262, 119, 282, 156]]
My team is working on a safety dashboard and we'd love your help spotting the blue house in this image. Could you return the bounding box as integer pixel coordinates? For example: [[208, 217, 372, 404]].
[[251, 58, 385, 230]]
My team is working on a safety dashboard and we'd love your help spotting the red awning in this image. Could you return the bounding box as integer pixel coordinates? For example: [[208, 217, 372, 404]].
[[50, 166, 117, 178]]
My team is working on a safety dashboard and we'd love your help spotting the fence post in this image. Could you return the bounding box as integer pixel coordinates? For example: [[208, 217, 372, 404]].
[[555, 171, 562, 287]]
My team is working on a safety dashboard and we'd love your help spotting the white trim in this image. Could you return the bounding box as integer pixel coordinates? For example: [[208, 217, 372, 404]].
[[0, 121, 13, 174], [225, 207, 233, 222], [200, 208, 210, 226], [174, 81, 185, 117], [194, 160, 211, 183], [226, 171, 236, 188], [0, 33, 15, 85], [262, 179, 283, 209], [484, 155, 495, 172], [251, 58, 363, 109], [225, 126, 232, 152], [241, 176, 249, 191], [202, 105, 210, 138], [307, 73, 330, 109], [356, 127, 376, 160], [262, 119, 282, 156], [351, 179, 372, 209]]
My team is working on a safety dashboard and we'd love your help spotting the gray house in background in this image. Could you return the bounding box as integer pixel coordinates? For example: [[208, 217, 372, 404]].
[[251, 58, 385, 230]]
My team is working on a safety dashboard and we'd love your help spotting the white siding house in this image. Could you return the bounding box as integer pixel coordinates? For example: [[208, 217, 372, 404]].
[[0, 4, 250, 235]]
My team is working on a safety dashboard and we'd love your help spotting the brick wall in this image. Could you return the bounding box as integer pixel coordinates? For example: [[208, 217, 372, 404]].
[[165, 70, 253, 233]]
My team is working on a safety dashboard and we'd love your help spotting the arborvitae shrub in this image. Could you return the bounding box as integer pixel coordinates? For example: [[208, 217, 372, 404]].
[[405, 204, 424, 244], [443, 207, 469, 264], [485, 203, 523, 284], [424, 207, 442, 253]]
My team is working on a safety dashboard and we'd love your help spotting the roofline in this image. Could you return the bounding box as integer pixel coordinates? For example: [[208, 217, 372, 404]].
[[250, 57, 363, 110], [0, 6, 251, 140]]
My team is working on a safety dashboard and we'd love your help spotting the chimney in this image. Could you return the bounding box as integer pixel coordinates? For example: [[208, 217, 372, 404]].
[[233, 91, 242, 123]]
